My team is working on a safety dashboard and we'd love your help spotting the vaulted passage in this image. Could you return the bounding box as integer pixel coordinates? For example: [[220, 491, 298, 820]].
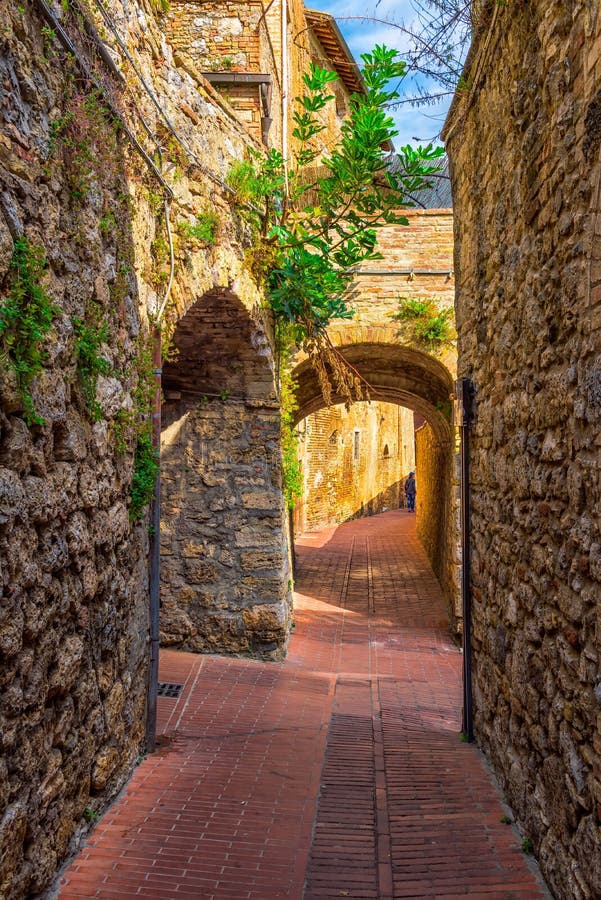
[[292, 338, 460, 627], [159, 289, 291, 657], [58, 512, 547, 898]]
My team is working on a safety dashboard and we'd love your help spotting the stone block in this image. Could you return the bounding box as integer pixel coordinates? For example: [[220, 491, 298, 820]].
[[0, 802, 27, 897], [91, 747, 119, 792]]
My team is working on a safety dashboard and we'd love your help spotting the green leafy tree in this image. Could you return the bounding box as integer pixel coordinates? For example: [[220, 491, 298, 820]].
[[228, 45, 444, 405], [227, 46, 443, 508]]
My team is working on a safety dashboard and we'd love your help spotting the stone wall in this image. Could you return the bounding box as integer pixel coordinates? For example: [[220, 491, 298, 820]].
[[0, 0, 292, 893], [160, 289, 290, 657], [160, 398, 289, 656], [166, 1, 277, 145], [445, 2, 601, 895], [294, 401, 415, 534], [0, 4, 151, 895], [167, 0, 264, 72], [415, 422, 460, 627]]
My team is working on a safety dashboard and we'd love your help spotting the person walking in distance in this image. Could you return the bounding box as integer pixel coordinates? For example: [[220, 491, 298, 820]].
[[405, 471, 416, 512]]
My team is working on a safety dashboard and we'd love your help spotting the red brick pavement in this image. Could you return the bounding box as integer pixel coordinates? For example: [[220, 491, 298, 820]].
[[57, 511, 548, 899]]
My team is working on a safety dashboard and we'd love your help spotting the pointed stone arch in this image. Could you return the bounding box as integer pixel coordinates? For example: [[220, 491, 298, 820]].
[[160, 288, 291, 658]]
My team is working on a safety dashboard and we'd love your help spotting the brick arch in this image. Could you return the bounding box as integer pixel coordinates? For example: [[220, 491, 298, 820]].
[[292, 327, 459, 628], [292, 327, 454, 441], [163, 288, 277, 401]]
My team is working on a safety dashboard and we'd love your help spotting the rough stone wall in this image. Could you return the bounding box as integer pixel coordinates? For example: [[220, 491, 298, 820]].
[[159, 288, 289, 657], [0, 4, 151, 896], [0, 0, 292, 893], [167, 0, 263, 72], [294, 402, 415, 534], [415, 422, 460, 627], [160, 398, 288, 656], [445, 2, 601, 895], [166, 1, 276, 145]]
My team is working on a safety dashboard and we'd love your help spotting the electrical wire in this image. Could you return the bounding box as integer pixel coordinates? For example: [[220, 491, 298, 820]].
[[89, 0, 250, 200]]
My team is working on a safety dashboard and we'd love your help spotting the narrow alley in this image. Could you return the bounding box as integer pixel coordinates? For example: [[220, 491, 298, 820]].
[[56, 512, 547, 900]]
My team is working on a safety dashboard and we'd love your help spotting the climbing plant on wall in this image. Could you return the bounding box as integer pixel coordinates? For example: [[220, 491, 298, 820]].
[[0, 238, 59, 426], [227, 45, 444, 407], [277, 330, 304, 510], [394, 297, 456, 354]]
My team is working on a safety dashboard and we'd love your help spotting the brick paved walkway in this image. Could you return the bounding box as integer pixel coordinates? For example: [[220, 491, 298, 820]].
[[57, 511, 548, 899]]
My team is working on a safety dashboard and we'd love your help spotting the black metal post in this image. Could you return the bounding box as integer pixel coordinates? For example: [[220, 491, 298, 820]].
[[457, 376, 474, 742], [146, 328, 162, 753]]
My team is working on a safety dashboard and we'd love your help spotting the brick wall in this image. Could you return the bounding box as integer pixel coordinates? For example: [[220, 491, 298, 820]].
[[294, 402, 415, 533], [350, 210, 455, 340], [445, 2, 601, 895]]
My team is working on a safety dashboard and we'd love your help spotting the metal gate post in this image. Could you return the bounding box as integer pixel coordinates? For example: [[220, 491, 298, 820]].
[[456, 377, 474, 742], [146, 328, 162, 753]]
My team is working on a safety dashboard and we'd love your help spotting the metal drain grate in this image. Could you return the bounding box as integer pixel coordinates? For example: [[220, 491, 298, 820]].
[[157, 681, 184, 699]]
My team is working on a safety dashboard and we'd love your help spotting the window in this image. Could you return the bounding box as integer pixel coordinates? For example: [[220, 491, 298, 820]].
[[353, 429, 361, 461], [382, 443, 390, 458]]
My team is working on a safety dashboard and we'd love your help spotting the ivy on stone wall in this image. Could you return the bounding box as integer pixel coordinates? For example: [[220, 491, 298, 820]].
[[0, 237, 59, 426], [72, 306, 112, 421], [130, 431, 159, 521], [278, 329, 303, 510], [42, 42, 161, 520], [113, 334, 160, 521]]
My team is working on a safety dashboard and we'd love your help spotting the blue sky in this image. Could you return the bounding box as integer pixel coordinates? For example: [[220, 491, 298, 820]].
[[309, 0, 455, 148]]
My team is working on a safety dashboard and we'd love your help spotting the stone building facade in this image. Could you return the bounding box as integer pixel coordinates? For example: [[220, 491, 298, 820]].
[[445, 2, 601, 896]]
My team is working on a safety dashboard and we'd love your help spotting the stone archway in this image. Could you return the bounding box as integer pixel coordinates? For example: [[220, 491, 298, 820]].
[[291, 328, 460, 627], [159, 288, 291, 658]]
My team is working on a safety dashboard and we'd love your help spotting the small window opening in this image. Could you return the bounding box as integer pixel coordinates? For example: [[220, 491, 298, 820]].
[[353, 429, 361, 461], [382, 443, 390, 458]]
